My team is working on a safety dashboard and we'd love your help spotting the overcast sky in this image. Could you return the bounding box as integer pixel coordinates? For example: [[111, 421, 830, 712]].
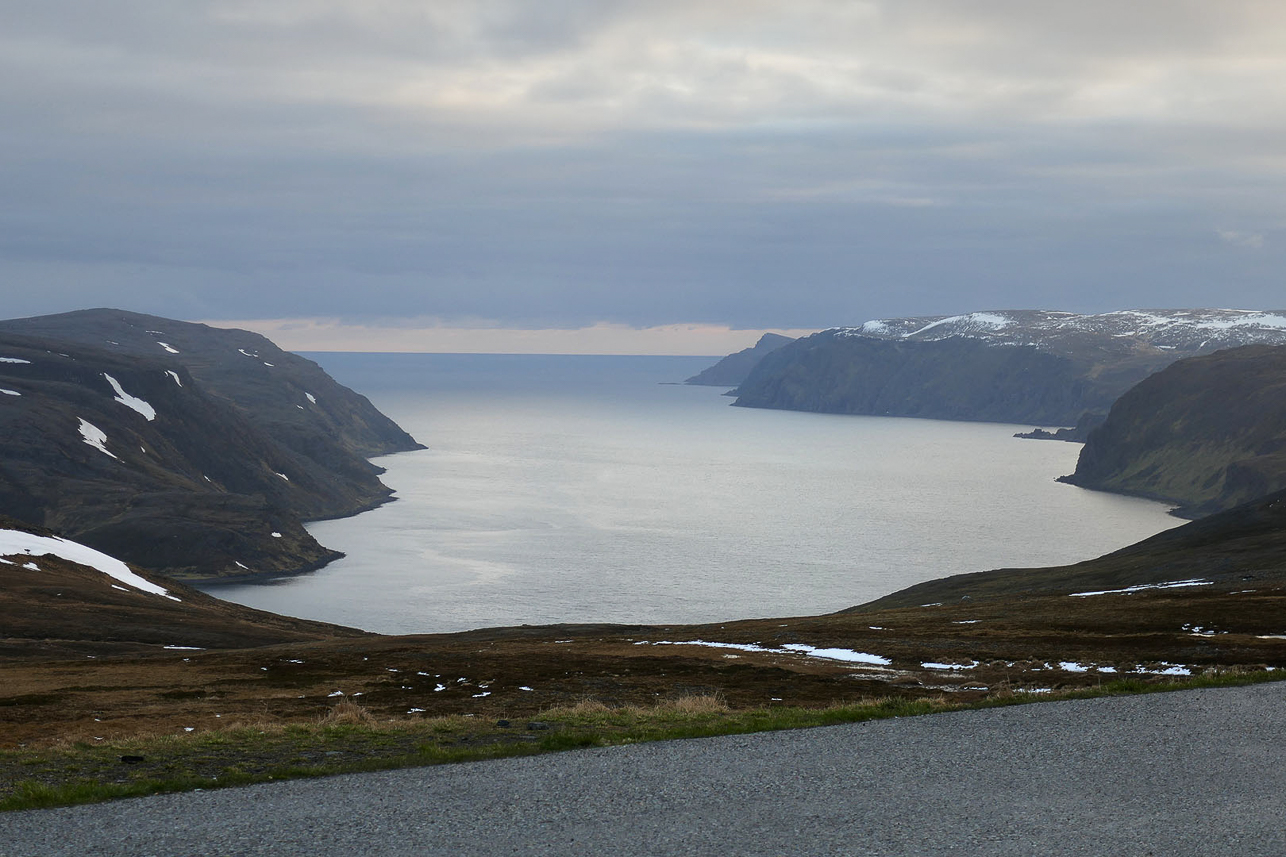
[[3, 1, 1284, 352]]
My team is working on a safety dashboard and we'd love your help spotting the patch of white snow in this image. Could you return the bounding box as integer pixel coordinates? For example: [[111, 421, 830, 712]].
[[0, 388, 19, 396], [156, 342, 180, 354], [165, 370, 182, 386], [1070, 579, 1212, 597], [78, 418, 118, 459], [305, 392, 317, 404], [780, 644, 892, 666], [0, 357, 31, 364], [102, 373, 156, 421], [921, 661, 977, 671], [0, 528, 177, 599]]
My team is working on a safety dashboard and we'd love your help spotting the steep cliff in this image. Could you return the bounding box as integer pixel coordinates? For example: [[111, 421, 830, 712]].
[[1061, 345, 1286, 517], [732, 309, 1286, 426], [684, 333, 795, 386]]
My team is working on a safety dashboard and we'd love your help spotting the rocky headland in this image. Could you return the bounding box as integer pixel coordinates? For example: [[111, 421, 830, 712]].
[[1060, 344, 1286, 517], [0, 309, 423, 580], [721, 309, 1286, 426], [684, 332, 795, 387]]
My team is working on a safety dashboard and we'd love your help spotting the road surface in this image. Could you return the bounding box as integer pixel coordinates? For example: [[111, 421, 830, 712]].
[[4, 682, 1285, 856]]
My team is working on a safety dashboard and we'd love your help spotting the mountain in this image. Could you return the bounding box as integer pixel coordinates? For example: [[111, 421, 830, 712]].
[[684, 333, 796, 386], [0, 518, 364, 659], [1060, 344, 1286, 517], [732, 309, 1286, 426], [0, 309, 423, 580]]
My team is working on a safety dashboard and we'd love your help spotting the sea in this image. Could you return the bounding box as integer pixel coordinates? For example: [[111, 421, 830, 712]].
[[203, 353, 1182, 635]]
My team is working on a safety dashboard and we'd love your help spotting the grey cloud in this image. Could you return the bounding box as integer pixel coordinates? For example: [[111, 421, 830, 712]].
[[2, 1, 1285, 330]]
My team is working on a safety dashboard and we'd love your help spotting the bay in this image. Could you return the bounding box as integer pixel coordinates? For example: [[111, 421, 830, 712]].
[[205, 353, 1182, 635]]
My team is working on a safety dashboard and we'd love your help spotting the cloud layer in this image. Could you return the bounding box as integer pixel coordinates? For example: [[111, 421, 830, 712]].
[[3, 1, 1284, 335]]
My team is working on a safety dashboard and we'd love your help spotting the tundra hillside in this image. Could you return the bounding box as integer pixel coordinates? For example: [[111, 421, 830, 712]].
[[0, 309, 423, 579]]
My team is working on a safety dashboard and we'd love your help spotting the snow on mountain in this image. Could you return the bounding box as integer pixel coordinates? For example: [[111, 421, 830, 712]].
[[0, 527, 177, 599], [78, 418, 117, 459], [102, 372, 157, 421], [838, 309, 1286, 352]]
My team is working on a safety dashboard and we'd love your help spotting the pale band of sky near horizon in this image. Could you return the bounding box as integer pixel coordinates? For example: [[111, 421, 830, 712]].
[[204, 318, 819, 355]]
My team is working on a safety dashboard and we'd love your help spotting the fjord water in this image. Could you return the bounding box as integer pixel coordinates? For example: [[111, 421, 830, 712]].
[[208, 354, 1181, 634]]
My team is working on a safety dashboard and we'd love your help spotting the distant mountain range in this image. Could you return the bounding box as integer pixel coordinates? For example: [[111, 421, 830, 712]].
[[0, 308, 423, 580], [720, 309, 1286, 426]]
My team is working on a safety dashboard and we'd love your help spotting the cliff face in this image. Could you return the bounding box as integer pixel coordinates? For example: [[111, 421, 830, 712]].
[[732, 329, 1161, 425], [730, 309, 1286, 426], [0, 309, 424, 579], [1062, 345, 1286, 517], [684, 333, 796, 386]]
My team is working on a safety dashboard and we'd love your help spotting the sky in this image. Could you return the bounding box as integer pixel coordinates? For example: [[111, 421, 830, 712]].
[[2, 1, 1285, 353]]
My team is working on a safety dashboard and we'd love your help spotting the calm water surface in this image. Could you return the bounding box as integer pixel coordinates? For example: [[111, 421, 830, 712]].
[[206, 354, 1181, 634]]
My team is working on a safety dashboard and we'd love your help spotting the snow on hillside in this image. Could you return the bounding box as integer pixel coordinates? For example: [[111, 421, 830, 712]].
[[0, 528, 178, 600], [102, 373, 156, 421], [838, 309, 1286, 352]]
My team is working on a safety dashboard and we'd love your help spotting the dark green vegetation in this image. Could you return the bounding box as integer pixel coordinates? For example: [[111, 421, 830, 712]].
[[0, 309, 422, 579], [684, 332, 795, 386], [1063, 344, 1286, 517]]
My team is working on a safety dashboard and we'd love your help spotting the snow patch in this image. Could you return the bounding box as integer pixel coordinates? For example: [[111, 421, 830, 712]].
[[0, 357, 31, 364], [921, 661, 977, 671], [22, 561, 39, 570], [1070, 579, 1212, 597], [305, 392, 317, 404], [275, 472, 289, 481], [165, 370, 182, 387], [0, 528, 177, 599], [271, 532, 282, 538], [103, 373, 156, 421], [78, 418, 118, 459], [649, 639, 892, 667], [0, 388, 19, 396], [156, 341, 180, 354], [780, 644, 892, 666]]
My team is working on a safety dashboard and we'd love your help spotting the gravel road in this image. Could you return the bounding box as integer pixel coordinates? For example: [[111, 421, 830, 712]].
[[5, 682, 1285, 856]]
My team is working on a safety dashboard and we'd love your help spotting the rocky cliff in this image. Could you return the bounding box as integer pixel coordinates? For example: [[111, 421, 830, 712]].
[[1061, 344, 1286, 517], [731, 309, 1286, 426], [684, 333, 795, 386], [0, 309, 423, 579]]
